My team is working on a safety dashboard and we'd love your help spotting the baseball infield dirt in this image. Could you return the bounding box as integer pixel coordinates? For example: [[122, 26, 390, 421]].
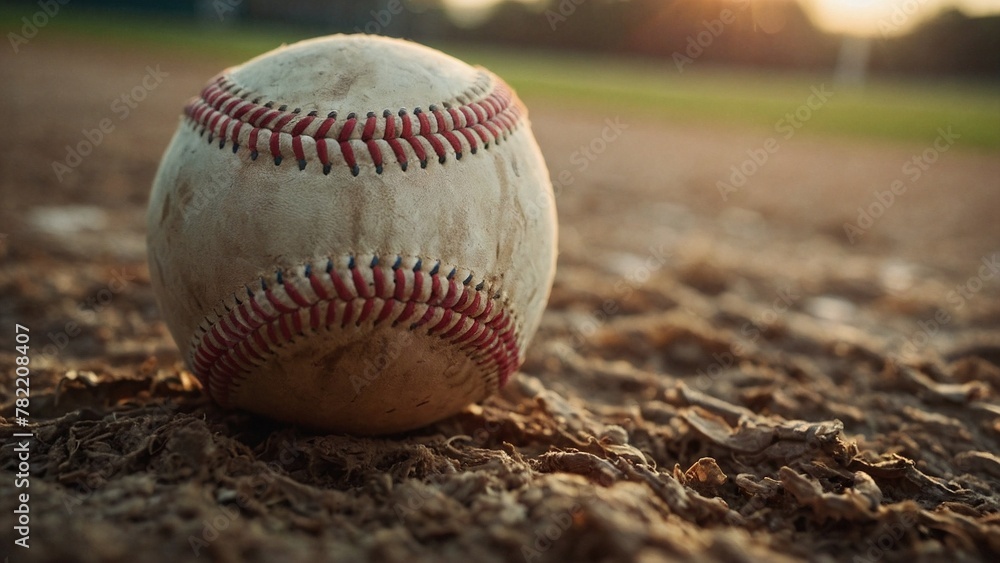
[[1, 37, 999, 562]]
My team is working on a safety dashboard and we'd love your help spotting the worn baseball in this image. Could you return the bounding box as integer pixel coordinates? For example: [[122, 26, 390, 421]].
[[147, 35, 557, 434]]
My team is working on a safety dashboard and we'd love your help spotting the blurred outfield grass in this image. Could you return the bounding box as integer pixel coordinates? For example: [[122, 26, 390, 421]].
[[5, 9, 999, 149]]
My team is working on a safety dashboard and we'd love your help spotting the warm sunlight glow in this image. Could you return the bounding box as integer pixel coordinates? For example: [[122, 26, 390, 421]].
[[443, 0, 1000, 37], [804, 0, 1000, 36], [810, 0, 896, 34], [442, 0, 537, 27], [806, 0, 925, 35]]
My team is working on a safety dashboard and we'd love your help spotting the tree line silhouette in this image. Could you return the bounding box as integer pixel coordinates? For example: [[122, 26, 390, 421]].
[[80, 0, 1000, 76], [415, 0, 1000, 77]]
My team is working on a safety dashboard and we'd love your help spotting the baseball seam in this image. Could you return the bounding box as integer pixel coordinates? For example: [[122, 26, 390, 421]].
[[184, 72, 523, 176], [189, 254, 521, 406]]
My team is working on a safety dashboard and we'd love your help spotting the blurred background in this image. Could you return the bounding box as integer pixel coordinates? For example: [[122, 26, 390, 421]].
[[3, 0, 998, 277], [2, 3, 1000, 561], [2, 0, 999, 360], [5, 0, 1000, 138], [1, 0, 998, 339], [20, 0, 1000, 78]]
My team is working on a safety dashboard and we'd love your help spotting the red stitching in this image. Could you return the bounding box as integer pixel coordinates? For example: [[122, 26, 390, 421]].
[[258, 108, 282, 129], [272, 112, 296, 133], [183, 72, 523, 176], [189, 256, 521, 407], [361, 113, 377, 140], [290, 115, 314, 136], [315, 117, 337, 138], [232, 102, 254, 121], [268, 132, 282, 163], [230, 121, 243, 148], [248, 128, 261, 159], [291, 137, 306, 168]]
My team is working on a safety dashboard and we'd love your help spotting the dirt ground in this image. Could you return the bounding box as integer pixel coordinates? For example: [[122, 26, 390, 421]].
[[1, 37, 999, 563]]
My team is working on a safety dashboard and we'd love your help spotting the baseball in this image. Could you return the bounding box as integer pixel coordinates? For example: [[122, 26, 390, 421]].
[[146, 35, 557, 434]]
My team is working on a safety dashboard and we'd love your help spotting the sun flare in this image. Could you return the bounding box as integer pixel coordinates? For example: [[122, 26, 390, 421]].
[[806, 0, 904, 35], [442, 0, 1000, 37]]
